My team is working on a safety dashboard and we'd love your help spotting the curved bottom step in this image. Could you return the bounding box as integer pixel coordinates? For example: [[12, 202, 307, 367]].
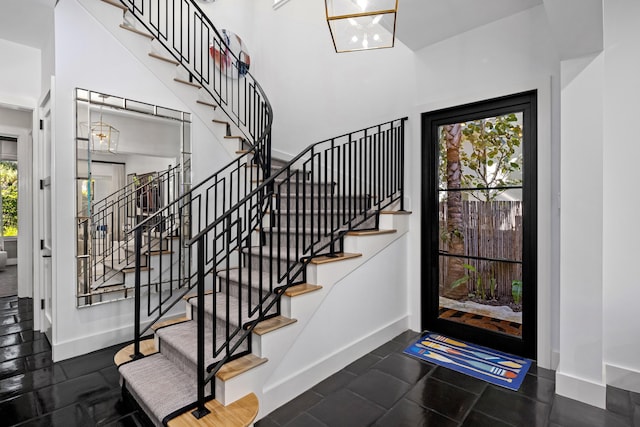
[[166, 392, 258, 427]]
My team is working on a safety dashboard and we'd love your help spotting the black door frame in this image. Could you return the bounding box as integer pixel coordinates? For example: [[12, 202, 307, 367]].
[[421, 90, 537, 358]]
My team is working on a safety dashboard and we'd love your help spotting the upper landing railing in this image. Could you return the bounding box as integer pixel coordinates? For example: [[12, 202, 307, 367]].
[[117, 0, 273, 173]]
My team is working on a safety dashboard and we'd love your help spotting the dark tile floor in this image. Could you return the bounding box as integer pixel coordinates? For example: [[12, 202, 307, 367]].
[[0, 296, 151, 426], [258, 330, 638, 427], [0, 294, 637, 427]]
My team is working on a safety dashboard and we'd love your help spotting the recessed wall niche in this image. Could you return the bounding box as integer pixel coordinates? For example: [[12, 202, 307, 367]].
[[75, 88, 192, 307]]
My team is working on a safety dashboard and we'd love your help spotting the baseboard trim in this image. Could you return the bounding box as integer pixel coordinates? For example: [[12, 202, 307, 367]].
[[52, 305, 184, 362], [606, 364, 640, 394], [53, 323, 144, 362], [556, 370, 606, 408], [262, 315, 409, 406]]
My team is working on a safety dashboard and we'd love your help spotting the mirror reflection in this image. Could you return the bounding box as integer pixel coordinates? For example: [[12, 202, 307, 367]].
[[75, 89, 191, 307]]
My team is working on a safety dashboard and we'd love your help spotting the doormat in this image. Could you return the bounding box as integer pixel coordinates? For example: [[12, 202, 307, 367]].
[[403, 331, 531, 391]]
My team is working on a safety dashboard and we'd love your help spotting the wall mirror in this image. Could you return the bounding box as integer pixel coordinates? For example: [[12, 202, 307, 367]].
[[75, 88, 192, 307]]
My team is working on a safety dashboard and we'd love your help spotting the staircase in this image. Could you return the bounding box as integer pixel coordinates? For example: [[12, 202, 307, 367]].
[[78, 164, 182, 302], [81, 0, 410, 425]]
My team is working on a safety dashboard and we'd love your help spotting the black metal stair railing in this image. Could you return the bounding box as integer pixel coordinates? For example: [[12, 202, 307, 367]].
[[129, 118, 406, 419], [116, 0, 272, 174], [183, 118, 408, 418], [115, 0, 274, 352], [77, 164, 182, 295]]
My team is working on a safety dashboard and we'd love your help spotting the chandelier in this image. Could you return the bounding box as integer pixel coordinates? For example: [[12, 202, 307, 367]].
[[81, 95, 120, 154], [89, 119, 119, 154], [325, 0, 398, 53]]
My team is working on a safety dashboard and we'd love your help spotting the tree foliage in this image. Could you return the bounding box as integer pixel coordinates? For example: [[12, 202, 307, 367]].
[[459, 113, 522, 201], [0, 161, 18, 236]]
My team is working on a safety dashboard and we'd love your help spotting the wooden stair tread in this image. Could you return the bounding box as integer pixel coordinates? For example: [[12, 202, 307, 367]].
[[167, 392, 258, 427], [212, 119, 228, 125], [149, 52, 179, 65], [102, 0, 127, 11], [236, 150, 250, 154], [151, 315, 189, 331], [174, 78, 202, 89], [310, 252, 362, 265], [147, 249, 173, 256], [216, 354, 268, 382], [119, 24, 153, 40], [285, 283, 323, 297], [224, 135, 244, 140], [253, 315, 297, 336], [121, 266, 152, 274], [347, 229, 397, 236], [380, 210, 412, 215], [182, 289, 215, 301], [197, 100, 217, 109], [114, 338, 157, 366]]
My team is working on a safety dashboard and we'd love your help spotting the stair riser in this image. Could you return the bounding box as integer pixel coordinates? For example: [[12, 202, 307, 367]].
[[262, 230, 337, 250], [190, 303, 242, 339], [120, 253, 182, 286], [159, 332, 248, 384], [219, 276, 281, 311], [126, 235, 177, 256], [272, 181, 335, 195], [243, 251, 301, 275], [272, 212, 369, 230], [276, 194, 371, 211]]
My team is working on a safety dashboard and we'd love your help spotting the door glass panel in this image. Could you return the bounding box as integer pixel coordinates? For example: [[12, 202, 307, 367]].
[[437, 113, 524, 337]]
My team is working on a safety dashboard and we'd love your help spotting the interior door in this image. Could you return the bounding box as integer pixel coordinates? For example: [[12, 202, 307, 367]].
[[421, 91, 537, 358], [39, 93, 53, 343]]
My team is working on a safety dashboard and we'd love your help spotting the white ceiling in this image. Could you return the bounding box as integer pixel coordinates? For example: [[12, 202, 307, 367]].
[[0, 0, 603, 64], [0, 0, 55, 50], [394, 0, 544, 51]]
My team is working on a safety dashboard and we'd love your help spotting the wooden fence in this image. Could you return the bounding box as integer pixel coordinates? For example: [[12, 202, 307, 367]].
[[439, 200, 522, 302]]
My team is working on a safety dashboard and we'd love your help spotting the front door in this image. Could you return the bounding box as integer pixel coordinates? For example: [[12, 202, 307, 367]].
[[421, 91, 537, 358]]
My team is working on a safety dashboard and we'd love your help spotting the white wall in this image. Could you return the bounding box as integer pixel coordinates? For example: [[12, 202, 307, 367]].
[[50, 0, 226, 361], [208, 0, 416, 159], [124, 155, 177, 177], [0, 39, 41, 109], [556, 0, 640, 408], [96, 111, 181, 158], [0, 107, 32, 129], [557, 53, 606, 408], [602, 0, 640, 395]]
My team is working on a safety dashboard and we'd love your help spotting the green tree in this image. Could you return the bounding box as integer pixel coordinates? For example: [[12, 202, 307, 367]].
[[0, 161, 18, 236], [460, 113, 522, 201]]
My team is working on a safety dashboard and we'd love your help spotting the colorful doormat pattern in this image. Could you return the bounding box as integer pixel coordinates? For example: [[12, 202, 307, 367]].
[[403, 331, 531, 391]]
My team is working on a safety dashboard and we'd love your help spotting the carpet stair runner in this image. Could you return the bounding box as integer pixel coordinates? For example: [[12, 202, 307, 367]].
[[115, 157, 388, 426]]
